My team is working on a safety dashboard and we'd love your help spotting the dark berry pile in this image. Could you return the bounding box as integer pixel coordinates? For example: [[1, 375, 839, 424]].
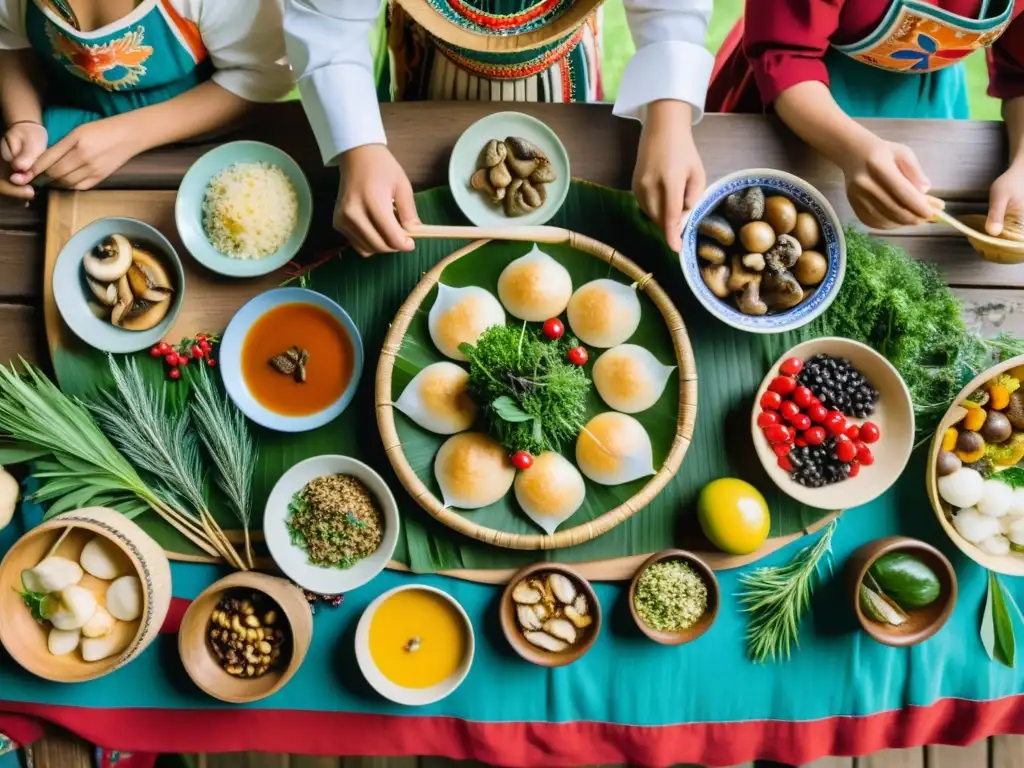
[[797, 354, 878, 418], [788, 437, 852, 488]]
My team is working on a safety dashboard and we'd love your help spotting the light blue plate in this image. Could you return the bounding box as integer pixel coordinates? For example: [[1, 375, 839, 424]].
[[52, 217, 185, 354], [175, 141, 313, 278], [680, 168, 847, 334], [219, 288, 364, 433]]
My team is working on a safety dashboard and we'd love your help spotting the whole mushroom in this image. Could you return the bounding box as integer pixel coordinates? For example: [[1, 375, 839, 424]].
[[701, 264, 730, 299], [698, 238, 727, 265], [698, 214, 736, 247], [483, 139, 507, 168], [742, 252, 766, 272], [737, 279, 767, 315], [764, 234, 802, 271], [761, 269, 804, 310], [1005, 391, 1024, 430], [726, 255, 758, 293], [723, 186, 765, 223], [504, 136, 542, 178], [83, 234, 133, 283]]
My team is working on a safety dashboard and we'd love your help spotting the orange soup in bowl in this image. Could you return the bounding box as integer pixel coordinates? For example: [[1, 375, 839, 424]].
[[240, 302, 354, 416]]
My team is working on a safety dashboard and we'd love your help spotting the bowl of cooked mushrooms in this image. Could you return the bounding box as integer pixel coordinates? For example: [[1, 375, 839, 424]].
[[680, 169, 846, 334], [52, 217, 185, 353], [448, 111, 571, 228]]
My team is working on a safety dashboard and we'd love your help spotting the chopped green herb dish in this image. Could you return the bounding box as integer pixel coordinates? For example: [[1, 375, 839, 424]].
[[633, 559, 708, 632], [286, 474, 383, 569]]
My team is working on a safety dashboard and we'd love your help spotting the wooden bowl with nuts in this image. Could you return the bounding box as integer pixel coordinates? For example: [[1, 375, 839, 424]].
[[178, 571, 312, 703]]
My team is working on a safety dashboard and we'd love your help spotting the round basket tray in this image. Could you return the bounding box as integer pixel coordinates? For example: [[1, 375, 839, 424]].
[[375, 229, 698, 550]]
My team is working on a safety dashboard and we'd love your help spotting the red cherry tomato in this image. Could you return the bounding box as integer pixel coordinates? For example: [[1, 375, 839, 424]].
[[760, 391, 782, 410], [791, 386, 813, 408], [835, 439, 857, 463], [824, 410, 847, 436], [805, 426, 827, 446], [764, 424, 790, 444], [157, 341, 171, 355], [807, 403, 828, 423], [769, 376, 797, 396], [860, 422, 881, 444], [168, 368, 182, 381], [856, 442, 875, 465], [778, 456, 794, 472], [567, 346, 588, 366], [149, 345, 162, 358], [542, 318, 565, 340], [772, 443, 791, 458], [178, 356, 188, 367], [790, 414, 812, 431], [511, 451, 534, 470], [780, 357, 803, 376], [794, 436, 808, 447], [848, 461, 861, 478], [206, 358, 217, 367], [757, 411, 780, 428], [780, 400, 801, 421], [192, 345, 204, 359], [165, 353, 180, 367], [845, 424, 860, 441]]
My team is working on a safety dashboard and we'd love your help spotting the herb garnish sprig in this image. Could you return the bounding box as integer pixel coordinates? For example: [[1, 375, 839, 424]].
[[459, 323, 590, 455]]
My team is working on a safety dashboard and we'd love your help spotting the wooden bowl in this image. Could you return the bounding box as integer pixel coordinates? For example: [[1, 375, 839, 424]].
[[926, 354, 1024, 576], [751, 337, 915, 510], [954, 214, 1024, 265], [846, 536, 957, 647], [500, 562, 601, 667], [0, 507, 171, 683], [178, 571, 312, 703], [628, 549, 719, 645]]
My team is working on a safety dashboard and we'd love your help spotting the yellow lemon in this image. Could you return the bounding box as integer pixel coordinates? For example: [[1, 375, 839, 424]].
[[697, 478, 770, 555]]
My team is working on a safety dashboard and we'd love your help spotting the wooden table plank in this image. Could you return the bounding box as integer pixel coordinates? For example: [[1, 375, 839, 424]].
[[0, 195, 42, 229], [925, 741, 989, 768], [0, 230, 41, 299], [858, 747, 925, 768], [993, 735, 1024, 768], [0, 303, 39, 365]]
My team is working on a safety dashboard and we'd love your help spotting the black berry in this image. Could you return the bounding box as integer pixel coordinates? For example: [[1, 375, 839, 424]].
[[797, 354, 878, 418]]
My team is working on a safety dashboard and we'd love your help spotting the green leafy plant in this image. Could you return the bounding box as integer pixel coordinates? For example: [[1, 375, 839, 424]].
[[981, 570, 1024, 667], [990, 467, 1024, 488], [16, 588, 53, 622]]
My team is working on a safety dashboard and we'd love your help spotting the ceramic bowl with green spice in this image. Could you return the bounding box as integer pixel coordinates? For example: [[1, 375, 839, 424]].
[[628, 550, 719, 645]]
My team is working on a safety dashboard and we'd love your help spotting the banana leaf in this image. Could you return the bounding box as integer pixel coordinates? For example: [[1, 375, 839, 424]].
[[49, 182, 830, 572]]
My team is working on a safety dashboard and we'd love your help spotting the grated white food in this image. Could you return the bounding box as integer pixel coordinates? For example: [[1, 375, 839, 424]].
[[202, 161, 298, 260]]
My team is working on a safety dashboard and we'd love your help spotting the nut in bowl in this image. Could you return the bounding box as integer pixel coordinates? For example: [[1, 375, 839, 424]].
[[846, 536, 957, 647], [752, 338, 915, 510], [500, 563, 600, 666], [681, 169, 846, 334], [628, 550, 719, 645]]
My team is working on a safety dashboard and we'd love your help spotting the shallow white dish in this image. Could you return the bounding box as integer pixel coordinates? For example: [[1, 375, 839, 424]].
[[355, 584, 474, 706], [264, 454, 399, 594]]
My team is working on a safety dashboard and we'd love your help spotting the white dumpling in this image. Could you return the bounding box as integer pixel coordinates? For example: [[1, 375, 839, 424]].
[[575, 412, 655, 486], [428, 284, 505, 361], [566, 279, 641, 348], [395, 362, 478, 435], [592, 344, 675, 414], [434, 432, 515, 509], [514, 452, 586, 534], [497, 245, 573, 321]]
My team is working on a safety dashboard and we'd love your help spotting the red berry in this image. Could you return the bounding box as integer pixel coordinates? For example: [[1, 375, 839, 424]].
[[780, 400, 801, 421], [200, 340, 212, 352], [780, 357, 803, 376], [165, 353, 179, 367], [760, 391, 782, 410], [764, 424, 790, 444], [168, 368, 182, 381], [178, 356, 188, 367], [805, 426, 827, 446], [845, 424, 860, 441], [790, 414, 812, 431], [197, 334, 207, 343], [795, 436, 808, 447], [542, 318, 565, 340], [192, 345, 204, 359], [149, 345, 162, 358], [807, 403, 828, 423], [835, 439, 857, 463], [778, 456, 794, 472], [206, 358, 217, 367], [769, 375, 797, 396], [757, 411, 780, 428], [567, 346, 588, 366], [849, 461, 861, 478], [856, 442, 874, 465], [785, 426, 798, 441], [157, 341, 171, 354], [772, 442, 791, 458], [511, 451, 534, 470], [791, 386, 813, 408], [824, 410, 847, 435], [860, 422, 881, 444]]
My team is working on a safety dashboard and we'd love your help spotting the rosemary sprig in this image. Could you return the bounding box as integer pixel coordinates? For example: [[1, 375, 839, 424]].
[[738, 520, 837, 663], [189, 363, 256, 567]]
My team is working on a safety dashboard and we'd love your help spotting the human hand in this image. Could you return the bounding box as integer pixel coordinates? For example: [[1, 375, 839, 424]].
[[0, 157, 34, 200], [1, 121, 47, 177], [986, 162, 1024, 237], [22, 117, 142, 190], [336, 144, 419, 256], [633, 100, 705, 253], [839, 138, 936, 229]]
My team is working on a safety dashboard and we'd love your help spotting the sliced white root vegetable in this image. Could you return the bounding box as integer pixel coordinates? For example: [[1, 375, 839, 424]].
[[82, 607, 116, 639], [952, 508, 1001, 545], [47, 627, 81, 656], [106, 575, 142, 621], [523, 631, 568, 652], [50, 585, 98, 630], [980, 535, 1012, 556], [516, 604, 543, 630], [22, 556, 83, 594], [978, 480, 1014, 518], [80, 634, 127, 662], [80, 537, 125, 580]]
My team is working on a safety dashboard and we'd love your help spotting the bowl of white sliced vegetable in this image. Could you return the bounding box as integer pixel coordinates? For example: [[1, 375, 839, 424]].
[[0, 507, 171, 682]]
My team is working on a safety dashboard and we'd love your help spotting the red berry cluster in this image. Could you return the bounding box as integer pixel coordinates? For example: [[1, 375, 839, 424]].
[[542, 317, 588, 367], [149, 333, 218, 381], [758, 357, 880, 479]]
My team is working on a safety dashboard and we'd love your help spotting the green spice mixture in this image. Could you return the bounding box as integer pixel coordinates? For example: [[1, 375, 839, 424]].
[[286, 474, 383, 569], [634, 560, 708, 632]]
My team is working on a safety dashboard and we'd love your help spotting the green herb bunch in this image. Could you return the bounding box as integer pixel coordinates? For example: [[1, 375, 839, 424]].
[[459, 324, 590, 454]]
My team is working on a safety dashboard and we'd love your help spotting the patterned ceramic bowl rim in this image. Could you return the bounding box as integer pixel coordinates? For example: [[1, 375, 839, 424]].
[[679, 168, 847, 334]]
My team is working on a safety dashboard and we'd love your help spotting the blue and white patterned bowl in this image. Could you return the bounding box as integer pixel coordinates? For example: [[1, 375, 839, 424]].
[[680, 169, 846, 334]]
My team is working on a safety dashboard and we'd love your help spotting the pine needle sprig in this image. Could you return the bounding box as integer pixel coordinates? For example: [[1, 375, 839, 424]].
[[738, 520, 837, 663]]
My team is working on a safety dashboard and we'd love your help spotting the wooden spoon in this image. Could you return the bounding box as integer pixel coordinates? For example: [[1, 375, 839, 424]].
[[928, 196, 1024, 264], [406, 223, 572, 244]]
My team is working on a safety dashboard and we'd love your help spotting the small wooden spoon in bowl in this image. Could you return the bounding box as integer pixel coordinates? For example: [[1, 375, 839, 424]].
[[928, 196, 1024, 264]]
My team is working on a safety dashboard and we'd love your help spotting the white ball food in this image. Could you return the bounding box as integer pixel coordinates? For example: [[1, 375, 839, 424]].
[[395, 362, 477, 435], [82, 606, 116, 639], [513, 452, 586, 534], [1009, 488, 1024, 518], [428, 284, 505, 361], [575, 412, 655, 486], [496, 245, 573, 321], [434, 432, 515, 509], [592, 344, 675, 414], [80, 536, 126, 580], [106, 575, 143, 622], [952, 507, 1001, 545], [81, 634, 128, 663], [47, 627, 81, 656], [21, 556, 83, 594], [980, 535, 1011, 556], [50, 585, 98, 630], [937, 467, 985, 509], [566, 279, 642, 348], [978, 479, 1014, 518], [1008, 518, 1024, 547]]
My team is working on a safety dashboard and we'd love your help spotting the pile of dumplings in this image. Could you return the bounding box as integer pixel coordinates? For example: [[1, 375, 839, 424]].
[[395, 244, 678, 535]]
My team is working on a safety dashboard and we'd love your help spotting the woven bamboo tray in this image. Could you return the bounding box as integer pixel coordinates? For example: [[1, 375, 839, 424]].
[[375, 227, 698, 550]]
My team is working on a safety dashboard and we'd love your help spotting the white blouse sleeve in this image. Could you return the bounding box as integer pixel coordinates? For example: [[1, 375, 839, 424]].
[[284, 0, 385, 166], [181, 0, 292, 103], [0, 0, 29, 50], [614, 0, 714, 124]]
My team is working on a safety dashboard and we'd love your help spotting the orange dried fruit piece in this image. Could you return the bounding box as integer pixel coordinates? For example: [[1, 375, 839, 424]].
[[941, 427, 958, 453], [963, 406, 988, 432], [990, 384, 1011, 411]]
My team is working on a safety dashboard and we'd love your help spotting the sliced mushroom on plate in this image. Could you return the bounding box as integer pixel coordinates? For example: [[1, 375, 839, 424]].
[[510, 572, 593, 652], [471, 136, 557, 217], [82, 235, 175, 332]]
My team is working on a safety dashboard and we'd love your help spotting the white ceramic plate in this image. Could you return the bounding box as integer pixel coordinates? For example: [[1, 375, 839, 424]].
[[264, 455, 400, 594], [448, 111, 570, 228], [355, 584, 474, 706]]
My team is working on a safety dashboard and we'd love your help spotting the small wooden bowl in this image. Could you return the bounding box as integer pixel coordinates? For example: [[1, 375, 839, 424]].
[[178, 571, 312, 703], [846, 536, 957, 648], [0, 507, 171, 683], [953, 214, 1024, 265], [628, 549, 719, 645], [500, 562, 601, 667]]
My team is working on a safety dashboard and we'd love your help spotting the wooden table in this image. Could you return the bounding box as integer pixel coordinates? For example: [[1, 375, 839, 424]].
[[4, 104, 1024, 767]]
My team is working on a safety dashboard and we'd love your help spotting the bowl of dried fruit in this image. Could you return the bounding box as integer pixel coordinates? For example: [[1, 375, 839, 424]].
[[178, 571, 312, 703]]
